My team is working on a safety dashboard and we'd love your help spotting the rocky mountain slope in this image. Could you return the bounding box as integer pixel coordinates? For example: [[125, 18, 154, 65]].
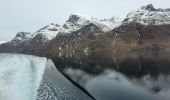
[[115, 4, 170, 52]]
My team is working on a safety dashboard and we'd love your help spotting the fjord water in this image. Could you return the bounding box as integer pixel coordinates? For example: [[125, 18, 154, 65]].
[[52, 51, 170, 100], [0, 54, 92, 100], [0, 53, 170, 100]]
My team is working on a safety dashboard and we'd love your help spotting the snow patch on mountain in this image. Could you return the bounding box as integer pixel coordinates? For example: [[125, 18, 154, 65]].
[[10, 23, 61, 46], [123, 4, 170, 25], [60, 14, 122, 34], [35, 23, 61, 42], [11, 32, 36, 46], [0, 41, 6, 45]]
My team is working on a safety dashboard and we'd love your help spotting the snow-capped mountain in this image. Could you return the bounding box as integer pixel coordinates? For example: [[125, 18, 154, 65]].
[[123, 4, 170, 25], [115, 4, 170, 52], [45, 14, 122, 53], [60, 14, 121, 34], [36, 23, 61, 42], [10, 32, 35, 46], [0, 14, 122, 54], [0, 23, 61, 54], [10, 23, 61, 46], [1, 4, 170, 56], [26, 23, 61, 48]]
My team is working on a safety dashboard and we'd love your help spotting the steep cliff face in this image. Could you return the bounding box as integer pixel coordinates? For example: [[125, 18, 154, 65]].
[[114, 4, 170, 52], [115, 24, 170, 51]]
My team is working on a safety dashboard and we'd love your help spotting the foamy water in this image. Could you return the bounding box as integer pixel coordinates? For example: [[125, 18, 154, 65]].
[[0, 54, 92, 100]]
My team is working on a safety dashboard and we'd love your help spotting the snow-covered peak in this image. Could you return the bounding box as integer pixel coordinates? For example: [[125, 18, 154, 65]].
[[123, 4, 170, 25], [60, 14, 122, 34], [35, 23, 61, 41], [11, 32, 36, 45], [10, 23, 61, 46]]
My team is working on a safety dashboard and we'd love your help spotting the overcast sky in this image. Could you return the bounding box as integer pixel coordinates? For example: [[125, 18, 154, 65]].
[[0, 0, 170, 41]]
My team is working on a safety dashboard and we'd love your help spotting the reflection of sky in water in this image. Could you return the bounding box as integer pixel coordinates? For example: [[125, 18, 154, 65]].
[[64, 68, 170, 100]]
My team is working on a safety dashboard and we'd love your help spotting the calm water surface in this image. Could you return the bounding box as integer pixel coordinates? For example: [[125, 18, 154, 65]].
[[52, 51, 170, 100]]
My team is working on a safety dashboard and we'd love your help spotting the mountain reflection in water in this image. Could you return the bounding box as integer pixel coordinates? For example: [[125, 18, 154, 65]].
[[52, 51, 170, 100]]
